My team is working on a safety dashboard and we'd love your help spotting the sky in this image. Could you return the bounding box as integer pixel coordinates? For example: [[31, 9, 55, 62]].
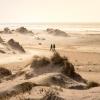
[[0, 0, 100, 23]]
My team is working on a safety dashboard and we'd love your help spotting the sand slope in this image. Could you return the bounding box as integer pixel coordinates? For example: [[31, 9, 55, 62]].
[[0, 29, 100, 100]]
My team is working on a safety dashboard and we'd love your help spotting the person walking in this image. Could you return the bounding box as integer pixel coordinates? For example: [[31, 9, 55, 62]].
[[50, 44, 53, 51], [53, 44, 56, 51]]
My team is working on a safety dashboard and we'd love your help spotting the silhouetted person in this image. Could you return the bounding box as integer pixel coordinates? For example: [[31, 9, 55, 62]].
[[50, 44, 53, 51], [53, 44, 56, 51]]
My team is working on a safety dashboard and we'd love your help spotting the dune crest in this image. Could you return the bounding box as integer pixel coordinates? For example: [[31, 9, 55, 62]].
[[8, 39, 25, 53], [46, 28, 68, 37]]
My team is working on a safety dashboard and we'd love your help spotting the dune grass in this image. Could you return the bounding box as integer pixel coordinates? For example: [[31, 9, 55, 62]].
[[42, 88, 65, 100], [50, 52, 67, 66], [0, 67, 12, 78], [31, 52, 68, 68], [31, 57, 50, 68], [86, 81, 100, 89], [0, 82, 38, 100]]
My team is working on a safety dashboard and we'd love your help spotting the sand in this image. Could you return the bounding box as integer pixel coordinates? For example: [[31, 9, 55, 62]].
[[0, 28, 100, 100]]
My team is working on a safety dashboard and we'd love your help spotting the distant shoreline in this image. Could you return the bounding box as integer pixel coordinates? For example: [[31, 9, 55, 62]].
[[0, 23, 100, 34]]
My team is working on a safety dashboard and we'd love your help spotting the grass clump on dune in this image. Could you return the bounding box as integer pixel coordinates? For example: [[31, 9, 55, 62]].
[[86, 81, 100, 89], [0, 67, 12, 78], [31, 52, 86, 83], [51, 52, 76, 78], [42, 88, 65, 100], [14, 82, 36, 93], [0, 82, 38, 100], [61, 60, 86, 83], [31, 57, 50, 68], [27, 52, 100, 90], [31, 52, 68, 68], [61, 61, 75, 77], [31, 52, 76, 78], [51, 52, 67, 66]]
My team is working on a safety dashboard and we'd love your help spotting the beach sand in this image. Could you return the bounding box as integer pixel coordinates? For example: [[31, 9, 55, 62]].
[[0, 28, 100, 100]]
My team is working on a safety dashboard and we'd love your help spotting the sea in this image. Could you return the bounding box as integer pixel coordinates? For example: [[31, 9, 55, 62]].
[[0, 23, 100, 34]]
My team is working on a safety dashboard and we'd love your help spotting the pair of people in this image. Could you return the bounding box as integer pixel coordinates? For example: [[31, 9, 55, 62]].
[[50, 44, 56, 51]]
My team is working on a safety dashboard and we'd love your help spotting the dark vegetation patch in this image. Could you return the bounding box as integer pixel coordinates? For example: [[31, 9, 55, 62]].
[[31, 57, 50, 68], [42, 88, 65, 100], [0, 82, 38, 100], [31, 52, 67, 68], [86, 81, 100, 89], [51, 52, 67, 66], [0, 67, 12, 78], [14, 82, 36, 93]]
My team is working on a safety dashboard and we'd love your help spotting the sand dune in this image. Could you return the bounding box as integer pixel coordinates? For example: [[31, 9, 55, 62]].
[[0, 35, 25, 54], [46, 28, 68, 37], [8, 39, 25, 53], [0, 28, 100, 100]]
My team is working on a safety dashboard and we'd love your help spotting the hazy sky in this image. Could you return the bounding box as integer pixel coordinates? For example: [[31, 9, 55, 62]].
[[0, 0, 100, 23]]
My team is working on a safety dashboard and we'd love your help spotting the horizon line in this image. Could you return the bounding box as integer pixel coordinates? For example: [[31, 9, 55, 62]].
[[0, 22, 100, 25]]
